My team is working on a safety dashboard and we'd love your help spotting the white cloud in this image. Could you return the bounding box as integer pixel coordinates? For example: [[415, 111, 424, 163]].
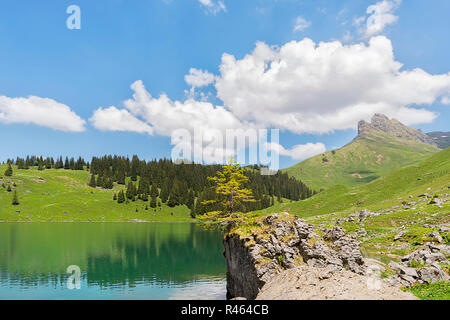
[[265, 142, 326, 161], [293, 16, 311, 32], [90, 36, 450, 163], [184, 68, 216, 88], [91, 81, 245, 163], [215, 36, 449, 134], [0, 95, 86, 132], [441, 96, 450, 105], [357, 0, 402, 38], [198, 0, 226, 15], [90, 106, 153, 135]]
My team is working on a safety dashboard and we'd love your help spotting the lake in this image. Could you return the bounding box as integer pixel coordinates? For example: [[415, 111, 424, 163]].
[[0, 223, 227, 300]]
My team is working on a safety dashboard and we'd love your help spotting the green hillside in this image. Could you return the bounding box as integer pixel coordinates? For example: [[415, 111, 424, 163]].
[[284, 131, 439, 191], [261, 147, 449, 218], [0, 165, 192, 222], [253, 148, 450, 299]]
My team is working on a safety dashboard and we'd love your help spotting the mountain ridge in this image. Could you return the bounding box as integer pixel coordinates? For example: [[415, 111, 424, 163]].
[[357, 113, 437, 147], [284, 114, 440, 190]]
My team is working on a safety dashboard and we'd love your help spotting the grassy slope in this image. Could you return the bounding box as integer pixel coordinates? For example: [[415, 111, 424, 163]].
[[284, 131, 439, 191], [258, 149, 450, 299], [258, 147, 450, 218], [0, 165, 192, 222]]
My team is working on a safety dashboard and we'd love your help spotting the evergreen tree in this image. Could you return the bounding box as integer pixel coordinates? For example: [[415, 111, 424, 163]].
[[186, 189, 195, 210], [117, 190, 125, 204], [96, 175, 103, 188], [160, 183, 170, 203], [88, 174, 97, 188], [126, 181, 136, 199], [12, 190, 19, 205], [4, 163, 13, 177], [150, 195, 157, 208], [64, 157, 70, 169]]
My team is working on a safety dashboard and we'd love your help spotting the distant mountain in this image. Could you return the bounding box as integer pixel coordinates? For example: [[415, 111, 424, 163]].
[[427, 131, 450, 149], [358, 114, 437, 147], [284, 114, 439, 190]]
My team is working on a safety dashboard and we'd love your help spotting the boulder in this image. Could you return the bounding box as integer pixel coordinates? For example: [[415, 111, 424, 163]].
[[418, 268, 450, 284]]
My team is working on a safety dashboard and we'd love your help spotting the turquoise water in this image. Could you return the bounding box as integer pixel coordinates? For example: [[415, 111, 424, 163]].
[[0, 223, 227, 300]]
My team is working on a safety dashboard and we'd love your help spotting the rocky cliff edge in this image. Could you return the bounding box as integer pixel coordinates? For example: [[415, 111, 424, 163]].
[[223, 213, 418, 300]]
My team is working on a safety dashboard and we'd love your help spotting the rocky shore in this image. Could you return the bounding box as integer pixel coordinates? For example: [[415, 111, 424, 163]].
[[223, 213, 419, 300]]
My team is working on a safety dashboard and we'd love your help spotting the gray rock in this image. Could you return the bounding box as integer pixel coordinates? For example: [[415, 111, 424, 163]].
[[323, 227, 347, 242], [223, 213, 366, 300], [429, 231, 444, 243], [418, 268, 450, 284], [356, 228, 368, 237]]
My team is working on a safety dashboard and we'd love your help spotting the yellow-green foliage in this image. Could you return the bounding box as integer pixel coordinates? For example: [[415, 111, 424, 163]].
[[200, 160, 256, 223]]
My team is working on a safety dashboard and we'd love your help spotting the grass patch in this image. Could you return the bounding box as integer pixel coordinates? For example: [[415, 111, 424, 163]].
[[407, 282, 450, 300], [0, 165, 193, 222]]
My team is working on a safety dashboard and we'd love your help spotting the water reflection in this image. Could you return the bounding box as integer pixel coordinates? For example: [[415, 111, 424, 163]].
[[0, 223, 226, 299]]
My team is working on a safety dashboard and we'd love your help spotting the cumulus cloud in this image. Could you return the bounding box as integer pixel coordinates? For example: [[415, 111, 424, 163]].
[[185, 68, 216, 88], [90, 35, 450, 163], [356, 0, 402, 38], [90, 106, 153, 135], [265, 142, 326, 161], [293, 17, 311, 33], [0, 95, 86, 132], [198, 0, 226, 15], [215, 36, 450, 134], [91, 80, 246, 163], [441, 96, 450, 105]]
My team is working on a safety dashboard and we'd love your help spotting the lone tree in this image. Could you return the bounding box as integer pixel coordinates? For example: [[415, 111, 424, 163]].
[[12, 190, 19, 205], [199, 160, 255, 227], [117, 190, 125, 204], [4, 163, 13, 177]]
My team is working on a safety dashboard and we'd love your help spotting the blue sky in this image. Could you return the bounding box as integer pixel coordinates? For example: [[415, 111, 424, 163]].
[[0, 0, 449, 168]]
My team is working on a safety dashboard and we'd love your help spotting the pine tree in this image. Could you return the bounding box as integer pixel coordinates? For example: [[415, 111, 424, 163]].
[[126, 181, 136, 199], [96, 175, 103, 188], [117, 190, 125, 204], [12, 190, 19, 205], [64, 157, 70, 170], [186, 190, 195, 210], [7, 185, 12, 192], [150, 195, 157, 208], [4, 163, 13, 177], [160, 183, 169, 203], [113, 193, 117, 201], [88, 174, 97, 188]]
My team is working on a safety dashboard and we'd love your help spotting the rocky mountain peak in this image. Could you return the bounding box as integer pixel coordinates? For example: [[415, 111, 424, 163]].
[[358, 113, 437, 147]]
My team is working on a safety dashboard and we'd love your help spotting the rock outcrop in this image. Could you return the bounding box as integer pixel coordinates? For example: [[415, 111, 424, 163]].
[[387, 243, 450, 287], [358, 113, 437, 147], [223, 213, 365, 300]]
